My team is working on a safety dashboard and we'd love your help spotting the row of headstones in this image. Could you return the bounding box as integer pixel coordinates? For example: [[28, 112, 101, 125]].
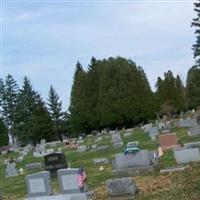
[[26, 169, 90, 200]]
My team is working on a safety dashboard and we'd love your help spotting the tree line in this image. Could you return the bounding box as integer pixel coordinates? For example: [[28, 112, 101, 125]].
[[69, 57, 200, 134], [0, 59, 199, 146]]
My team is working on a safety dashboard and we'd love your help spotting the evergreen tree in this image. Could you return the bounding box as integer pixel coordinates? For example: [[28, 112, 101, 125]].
[[69, 62, 89, 134], [2, 75, 19, 144], [31, 100, 56, 144], [186, 65, 200, 109], [16, 77, 40, 144], [155, 71, 185, 117], [0, 118, 9, 146], [47, 86, 63, 141], [192, 0, 200, 65]]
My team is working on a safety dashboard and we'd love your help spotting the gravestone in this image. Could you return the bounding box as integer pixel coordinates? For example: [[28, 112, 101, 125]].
[[97, 145, 109, 151], [184, 141, 200, 149], [106, 177, 138, 199], [173, 148, 200, 164], [143, 123, 152, 133], [93, 158, 109, 164], [26, 162, 43, 171], [44, 153, 67, 175], [124, 132, 131, 137], [26, 171, 52, 198], [179, 118, 197, 128], [159, 133, 179, 151], [112, 150, 157, 176], [94, 137, 103, 143], [188, 126, 200, 136], [6, 162, 19, 177], [57, 169, 82, 194], [111, 133, 123, 147], [148, 127, 159, 140], [127, 141, 139, 147], [77, 146, 86, 153]]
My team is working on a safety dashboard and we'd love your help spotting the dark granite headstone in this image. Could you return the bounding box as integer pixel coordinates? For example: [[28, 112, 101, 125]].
[[44, 153, 67, 175]]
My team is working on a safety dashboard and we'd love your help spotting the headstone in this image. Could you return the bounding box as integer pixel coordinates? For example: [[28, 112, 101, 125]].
[[97, 145, 109, 151], [6, 162, 19, 177], [174, 147, 200, 164], [148, 127, 159, 140], [188, 126, 200, 136], [26, 162, 43, 171], [184, 141, 200, 149], [142, 123, 153, 133], [44, 153, 68, 175], [77, 146, 86, 153], [26, 171, 52, 198], [93, 158, 109, 165], [57, 169, 83, 194], [159, 133, 179, 151], [113, 142, 123, 148], [94, 137, 103, 143], [124, 132, 131, 137], [77, 140, 84, 145], [106, 177, 138, 199], [179, 118, 197, 128], [46, 148, 55, 154], [127, 141, 139, 147], [112, 150, 155, 170], [111, 133, 123, 148]]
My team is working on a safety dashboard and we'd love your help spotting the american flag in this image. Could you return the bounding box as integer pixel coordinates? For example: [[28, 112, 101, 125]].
[[77, 167, 87, 188]]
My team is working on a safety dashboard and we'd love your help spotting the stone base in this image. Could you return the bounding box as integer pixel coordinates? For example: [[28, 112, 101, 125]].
[[27, 193, 89, 200], [112, 166, 154, 177], [108, 195, 136, 200]]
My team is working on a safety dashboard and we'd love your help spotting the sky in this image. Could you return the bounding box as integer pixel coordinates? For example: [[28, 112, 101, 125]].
[[1, 0, 196, 110]]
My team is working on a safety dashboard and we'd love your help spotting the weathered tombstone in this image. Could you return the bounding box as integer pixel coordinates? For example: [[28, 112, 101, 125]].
[[127, 141, 139, 147], [188, 126, 200, 136], [174, 147, 200, 164], [124, 132, 131, 137], [179, 118, 197, 128], [112, 150, 157, 176], [111, 133, 123, 148], [26, 171, 52, 198], [148, 127, 159, 140], [159, 133, 179, 151], [97, 145, 109, 151], [57, 169, 86, 194], [184, 141, 200, 149], [106, 177, 138, 199], [44, 153, 67, 175], [93, 158, 109, 165], [94, 137, 103, 143], [77, 140, 84, 144], [77, 146, 86, 153], [143, 123, 153, 133], [6, 161, 19, 177], [26, 162, 43, 171]]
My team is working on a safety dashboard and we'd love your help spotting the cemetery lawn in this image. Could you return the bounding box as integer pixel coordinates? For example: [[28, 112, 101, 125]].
[[1, 128, 200, 200]]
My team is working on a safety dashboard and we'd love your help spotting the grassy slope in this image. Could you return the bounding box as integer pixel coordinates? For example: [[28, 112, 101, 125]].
[[0, 127, 200, 200]]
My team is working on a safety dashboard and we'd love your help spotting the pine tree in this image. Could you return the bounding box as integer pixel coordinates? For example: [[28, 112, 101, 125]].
[[3, 74, 19, 144], [155, 71, 185, 117], [31, 100, 56, 144], [69, 62, 89, 134], [47, 86, 63, 141], [16, 77, 40, 144], [192, 0, 200, 65], [186, 65, 200, 109], [0, 118, 9, 146]]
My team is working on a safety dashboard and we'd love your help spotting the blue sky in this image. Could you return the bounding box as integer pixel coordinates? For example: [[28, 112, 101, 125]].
[[1, 0, 196, 110]]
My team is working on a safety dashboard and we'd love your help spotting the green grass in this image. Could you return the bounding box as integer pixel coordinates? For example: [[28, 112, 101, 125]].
[[1, 128, 200, 199]]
